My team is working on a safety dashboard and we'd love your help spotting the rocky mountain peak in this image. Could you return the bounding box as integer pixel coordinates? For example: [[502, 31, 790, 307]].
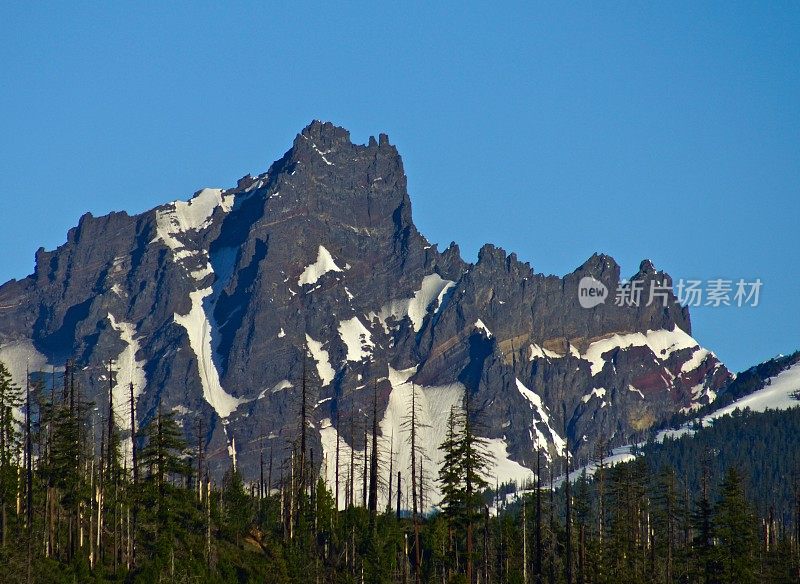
[[0, 122, 731, 502], [576, 253, 620, 279]]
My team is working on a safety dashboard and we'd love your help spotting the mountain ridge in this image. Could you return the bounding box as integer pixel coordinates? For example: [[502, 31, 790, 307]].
[[0, 120, 730, 506]]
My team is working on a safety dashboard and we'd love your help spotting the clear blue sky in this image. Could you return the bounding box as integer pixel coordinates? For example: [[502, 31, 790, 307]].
[[1, 3, 797, 372]]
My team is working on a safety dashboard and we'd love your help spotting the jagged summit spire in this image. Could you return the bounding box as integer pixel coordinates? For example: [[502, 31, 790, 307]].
[[293, 120, 395, 156], [298, 119, 352, 144]]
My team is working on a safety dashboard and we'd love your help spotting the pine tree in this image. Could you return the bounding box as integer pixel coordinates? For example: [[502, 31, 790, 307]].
[[138, 405, 191, 517], [402, 381, 426, 583], [691, 453, 716, 583], [714, 467, 758, 584], [436, 401, 491, 581], [437, 407, 464, 526], [0, 361, 22, 547], [368, 384, 379, 522], [651, 466, 679, 584], [573, 469, 591, 584], [222, 467, 251, 544]]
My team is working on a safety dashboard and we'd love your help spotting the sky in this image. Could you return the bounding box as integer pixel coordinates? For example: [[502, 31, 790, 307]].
[[1, 3, 798, 372]]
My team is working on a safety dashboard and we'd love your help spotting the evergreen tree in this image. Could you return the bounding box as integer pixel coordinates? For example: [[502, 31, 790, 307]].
[[138, 405, 191, 515], [691, 455, 717, 583], [0, 361, 22, 547], [714, 467, 758, 584], [436, 401, 491, 581], [437, 406, 465, 526]]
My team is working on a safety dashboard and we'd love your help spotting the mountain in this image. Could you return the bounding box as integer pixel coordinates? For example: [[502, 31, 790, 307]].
[[0, 121, 730, 507], [557, 353, 800, 514], [555, 351, 800, 488]]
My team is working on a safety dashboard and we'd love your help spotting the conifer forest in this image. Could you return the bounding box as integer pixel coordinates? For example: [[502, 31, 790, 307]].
[[0, 360, 798, 583]]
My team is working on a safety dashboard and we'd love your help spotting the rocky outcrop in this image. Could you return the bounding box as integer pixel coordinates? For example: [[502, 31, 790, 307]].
[[0, 121, 730, 499]]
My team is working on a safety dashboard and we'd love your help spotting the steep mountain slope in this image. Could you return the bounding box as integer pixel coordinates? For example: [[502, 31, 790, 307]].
[[0, 121, 729, 505], [556, 351, 800, 488]]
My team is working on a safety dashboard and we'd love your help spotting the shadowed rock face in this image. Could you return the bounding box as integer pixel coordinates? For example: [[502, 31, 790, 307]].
[[0, 120, 729, 483]]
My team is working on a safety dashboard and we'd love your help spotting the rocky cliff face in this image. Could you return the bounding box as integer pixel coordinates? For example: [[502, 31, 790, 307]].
[[0, 121, 729, 506]]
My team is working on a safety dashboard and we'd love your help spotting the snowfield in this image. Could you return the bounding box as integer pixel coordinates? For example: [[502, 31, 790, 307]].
[[704, 360, 800, 419], [319, 365, 549, 511], [174, 287, 245, 419], [152, 188, 233, 254]]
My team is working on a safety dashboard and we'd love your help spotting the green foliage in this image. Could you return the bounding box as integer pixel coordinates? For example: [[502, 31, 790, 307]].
[[714, 468, 758, 584], [0, 357, 798, 583], [0, 361, 23, 522]]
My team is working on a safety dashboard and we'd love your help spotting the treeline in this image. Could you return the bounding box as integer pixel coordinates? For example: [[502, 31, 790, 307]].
[[640, 406, 800, 516], [526, 456, 800, 584], [1, 358, 799, 583]]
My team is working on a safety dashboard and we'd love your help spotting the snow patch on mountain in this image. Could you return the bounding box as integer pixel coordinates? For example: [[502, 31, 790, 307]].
[[372, 273, 455, 333], [485, 438, 535, 488], [152, 188, 233, 254], [257, 380, 292, 399], [474, 319, 493, 338], [298, 246, 342, 286], [107, 313, 146, 430], [174, 287, 244, 418], [311, 142, 334, 166], [338, 317, 374, 362], [306, 334, 335, 386], [582, 327, 708, 376], [0, 339, 53, 390], [581, 387, 607, 404], [515, 378, 566, 454], [529, 343, 561, 361], [408, 274, 455, 331]]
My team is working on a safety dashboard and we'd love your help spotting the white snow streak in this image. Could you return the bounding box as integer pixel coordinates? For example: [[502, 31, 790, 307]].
[[528, 343, 562, 361], [515, 378, 566, 454], [174, 287, 245, 418], [107, 314, 146, 430], [581, 327, 709, 376], [373, 274, 454, 333], [306, 335, 335, 386], [298, 246, 342, 286], [311, 143, 334, 166], [257, 380, 292, 400]]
